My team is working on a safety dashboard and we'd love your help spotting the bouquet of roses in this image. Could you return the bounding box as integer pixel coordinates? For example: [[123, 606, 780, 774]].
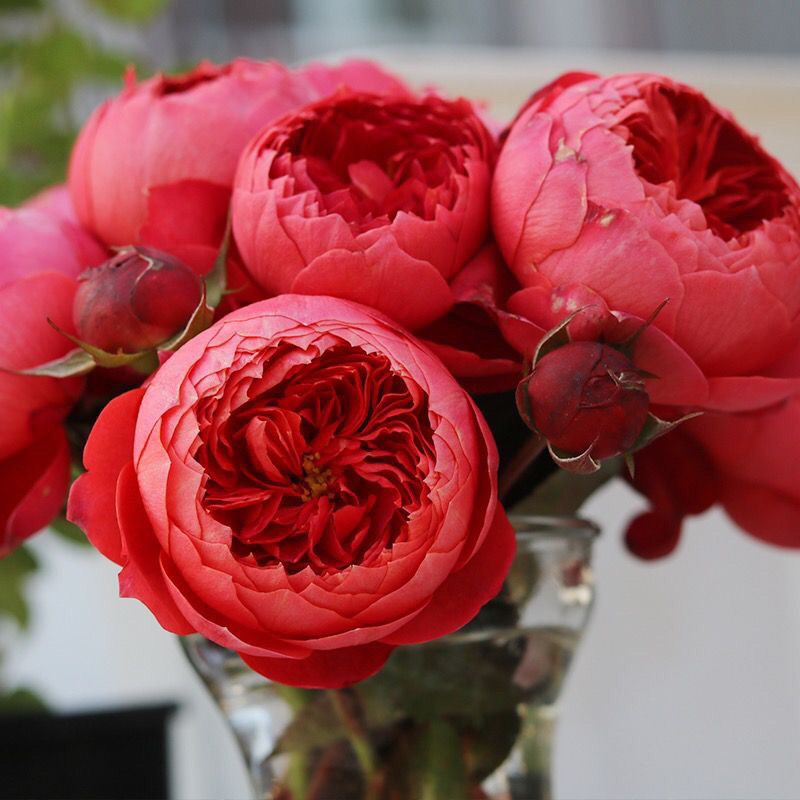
[[2, 58, 799, 798]]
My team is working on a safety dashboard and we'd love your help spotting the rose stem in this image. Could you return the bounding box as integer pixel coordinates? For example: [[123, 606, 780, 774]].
[[305, 741, 344, 800], [498, 433, 547, 503], [326, 689, 379, 790]]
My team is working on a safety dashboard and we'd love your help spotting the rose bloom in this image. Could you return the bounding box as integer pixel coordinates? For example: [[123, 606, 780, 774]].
[[232, 91, 495, 330], [493, 72, 800, 415], [0, 204, 105, 555], [68, 59, 409, 273], [627, 395, 800, 558], [68, 295, 514, 687]]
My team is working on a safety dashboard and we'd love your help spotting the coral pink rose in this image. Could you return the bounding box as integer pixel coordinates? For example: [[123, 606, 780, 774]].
[[24, 184, 78, 223], [0, 206, 106, 555], [68, 295, 514, 687], [68, 59, 410, 275], [232, 91, 495, 330], [493, 72, 800, 415], [627, 394, 800, 558]]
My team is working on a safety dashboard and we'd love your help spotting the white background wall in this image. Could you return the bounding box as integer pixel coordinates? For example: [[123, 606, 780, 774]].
[[7, 49, 800, 799]]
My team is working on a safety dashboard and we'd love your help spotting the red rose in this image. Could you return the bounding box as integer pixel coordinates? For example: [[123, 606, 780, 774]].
[[627, 394, 800, 558], [232, 91, 495, 329], [493, 72, 800, 415], [68, 296, 514, 688], [68, 59, 410, 276], [0, 206, 105, 555]]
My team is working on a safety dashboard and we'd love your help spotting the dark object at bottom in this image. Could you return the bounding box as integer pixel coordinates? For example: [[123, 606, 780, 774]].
[[0, 704, 175, 800]]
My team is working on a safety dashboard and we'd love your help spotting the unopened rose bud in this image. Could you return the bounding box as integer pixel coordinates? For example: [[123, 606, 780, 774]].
[[74, 246, 202, 352], [517, 341, 650, 460]]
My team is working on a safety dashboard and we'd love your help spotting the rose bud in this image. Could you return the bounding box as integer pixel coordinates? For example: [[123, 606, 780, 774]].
[[68, 59, 410, 275], [73, 247, 202, 353], [68, 295, 515, 688], [232, 90, 495, 330], [0, 205, 105, 556], [517, 341, 650, 462], [493, 72, 800, 416]]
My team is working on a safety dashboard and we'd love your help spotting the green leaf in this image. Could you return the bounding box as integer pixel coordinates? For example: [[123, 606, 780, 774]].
[[49, 515, 89, 546], [88, 0, 168, 23], [0, 0, 44, 11], [0, 544, 38, 629], [0, 686, 48, 714]]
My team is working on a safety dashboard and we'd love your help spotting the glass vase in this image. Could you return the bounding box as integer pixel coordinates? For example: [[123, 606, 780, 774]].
[[181, 515, 598, 800]]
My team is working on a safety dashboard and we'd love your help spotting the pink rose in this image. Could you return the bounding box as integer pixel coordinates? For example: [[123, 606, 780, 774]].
[[297, 58, 411, 98], [24, 184, 78, 224], [493, 72, 800, 415], [0, 206, 106, 555], [68, 59, 410, 276], [68, 295, 514, 688], [627, 396, 800, 558], [232, 91, 495, 329]]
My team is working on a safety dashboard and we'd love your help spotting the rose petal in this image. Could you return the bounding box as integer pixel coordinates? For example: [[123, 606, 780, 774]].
[[383, 505, 515, 645], [241, 640, 394, 689], [0, 429, 70, 556], [68, 388, 145, 564]]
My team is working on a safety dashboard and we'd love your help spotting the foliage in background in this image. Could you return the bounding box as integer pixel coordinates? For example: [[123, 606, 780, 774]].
[[0, 0, 168, 205]]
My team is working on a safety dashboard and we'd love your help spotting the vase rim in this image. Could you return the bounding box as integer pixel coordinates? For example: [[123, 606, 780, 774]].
[[509, 513, 600, 541]]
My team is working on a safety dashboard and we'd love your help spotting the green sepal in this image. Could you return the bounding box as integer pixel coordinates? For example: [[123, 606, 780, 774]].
[[15, 347, 96, 378], [631, 410, 703, 453], [616, 298, 670, 360], [46, 318, 152, 368], [547, 441, 601, 475], [157, 284, 215, 353], [530, 307, 587, 369], [204, 212, 231, 310]]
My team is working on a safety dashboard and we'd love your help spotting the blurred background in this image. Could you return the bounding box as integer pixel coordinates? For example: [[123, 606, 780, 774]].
[[1, 1, 800, 798]]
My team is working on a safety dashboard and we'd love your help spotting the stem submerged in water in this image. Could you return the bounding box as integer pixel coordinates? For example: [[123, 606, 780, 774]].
[[326, 688, 385, 798]]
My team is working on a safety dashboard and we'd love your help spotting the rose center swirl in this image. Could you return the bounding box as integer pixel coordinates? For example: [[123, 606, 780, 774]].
[[616, 82, 791, 239], [268, 94, 484, 229], [194, 344, 435, 575]]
